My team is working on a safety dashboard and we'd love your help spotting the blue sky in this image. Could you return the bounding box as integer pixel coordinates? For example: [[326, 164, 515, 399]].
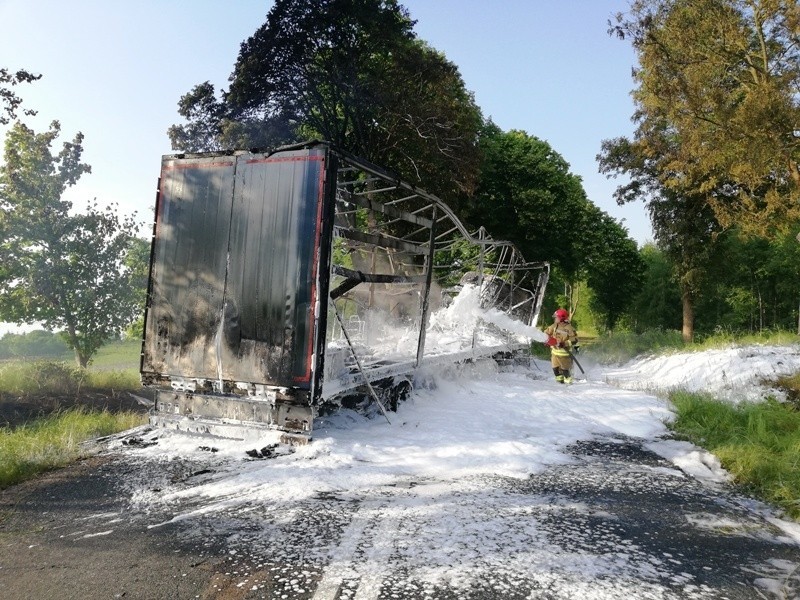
[[0, 0, 652, 246]]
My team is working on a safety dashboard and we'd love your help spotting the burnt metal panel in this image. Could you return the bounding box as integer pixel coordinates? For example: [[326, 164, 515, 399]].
[[152, 390, 313, 436], [141, 147, 330, 391], [141, 140, 551, 438], [220, 148, 328, 388], [141, 155, 236, 380]]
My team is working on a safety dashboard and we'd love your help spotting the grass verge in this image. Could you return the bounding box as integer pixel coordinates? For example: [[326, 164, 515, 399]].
[[0, 344, 145, 489], [669, 390, 800, 520], [0, 407, 147, 489]]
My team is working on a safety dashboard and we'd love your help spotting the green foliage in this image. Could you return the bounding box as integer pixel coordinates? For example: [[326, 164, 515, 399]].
[[624, 244, 682, 332], [669, 392, 800, 519], [0, 339, 142, 396], [169, 0, 483, 205], [471, 125, 586, 274], [0, 121, 144, 367], [0, 334, 140, 369], [0, 361, 84, 396], [608, 222, 800, 339], [585, 326, 797, 364], [598, 133, 725, 341], [0, 67, 40, 125], [432, 237, 499, 288], [690, 328, 799, 351], [473, 125, 642, 329], [694, 229, 800, 334], [582, 209, 644, 330], [602, 0, 800, 337], [0, 407, 146, 488], [125, 317, 144, 341], [121, 236, 151, 341], [84, 369, 140, 391], [609, 0, 800, 236], [124, 236, 151, 311], [0, 330, 69, 359]]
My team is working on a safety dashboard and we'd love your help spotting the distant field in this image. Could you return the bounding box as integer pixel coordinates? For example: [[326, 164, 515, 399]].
[[0, 336, 142, 372], [30, 338, 141, 371], [80, 339, 141, 371], [0, 339, 143, 399]]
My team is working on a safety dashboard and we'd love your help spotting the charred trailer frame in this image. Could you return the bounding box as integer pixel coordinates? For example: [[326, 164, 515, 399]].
[[140, 141, 549, 443]]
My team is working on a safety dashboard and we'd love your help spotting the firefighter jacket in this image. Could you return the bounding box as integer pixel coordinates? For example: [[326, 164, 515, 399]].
[[544, 321, 578, 357]]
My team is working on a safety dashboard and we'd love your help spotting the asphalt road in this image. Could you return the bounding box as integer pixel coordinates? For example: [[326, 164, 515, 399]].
[[1, 434, 799, 599]]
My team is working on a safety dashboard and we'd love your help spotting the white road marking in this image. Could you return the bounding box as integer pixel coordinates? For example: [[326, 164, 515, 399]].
[[313, 498, 397, 600]]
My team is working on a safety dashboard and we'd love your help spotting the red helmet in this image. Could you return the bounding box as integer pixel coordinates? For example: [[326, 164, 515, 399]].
[[553, 308, 569, 320]]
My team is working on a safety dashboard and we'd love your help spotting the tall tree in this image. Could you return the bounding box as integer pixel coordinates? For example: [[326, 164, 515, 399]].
[[472, 124, 588, 276], [603, 0, 798, 338], [580, 207, 645, 331], [0, 121, 142, 367], [474, 125, 643, 329], [626, 244, 683, 332], [168, 0, 483, 202], [609, 0, 800, 236], [122, 236, 153, 340], [0, 67, 40, 125], [599, 132, 723, 341]]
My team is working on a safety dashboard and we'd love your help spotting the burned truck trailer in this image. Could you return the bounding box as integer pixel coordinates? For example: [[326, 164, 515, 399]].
[[140, 141, 549, 442]]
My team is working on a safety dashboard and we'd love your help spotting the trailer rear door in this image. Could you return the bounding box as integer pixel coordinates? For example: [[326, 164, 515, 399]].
[[141, 147, 330, 393]]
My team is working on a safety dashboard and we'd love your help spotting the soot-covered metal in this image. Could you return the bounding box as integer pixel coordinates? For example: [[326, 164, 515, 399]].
[[141, 141, 549, 442], [142, 148, 329, 391]]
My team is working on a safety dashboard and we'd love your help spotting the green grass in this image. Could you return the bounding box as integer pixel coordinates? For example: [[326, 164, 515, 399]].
[[669, 391, 800, 520], [49, 338, 141, 370], [583, 329, 800, 519], [78, 338, 141, 370], [0, 340, 145, 488], [691, 329, 799, 352], [583, 329, 685, 364], [0, 407, 147, 489], [0, 338, 142, 396], [0, 360, 141, 396], [0, 361, 82, 396]]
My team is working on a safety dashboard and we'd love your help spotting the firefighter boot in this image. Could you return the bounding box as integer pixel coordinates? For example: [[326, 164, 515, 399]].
[[553, 367, 564, 383], [563, 369, 573, 384]]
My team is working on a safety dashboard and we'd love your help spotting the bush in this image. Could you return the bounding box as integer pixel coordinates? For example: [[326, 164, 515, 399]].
[[85, 369, 141, 391], [0, 361, 84, 396], [0, 359, 142, 397]]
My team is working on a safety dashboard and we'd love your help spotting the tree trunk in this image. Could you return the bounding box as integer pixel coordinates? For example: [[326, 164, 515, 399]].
[[73, 347, 89, 369], [681, 287, 694, 343], [64, 322, 89, 368]]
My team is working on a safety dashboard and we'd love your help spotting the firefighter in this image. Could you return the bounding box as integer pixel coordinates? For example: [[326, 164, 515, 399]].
[[544, 308, 579, 383]]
